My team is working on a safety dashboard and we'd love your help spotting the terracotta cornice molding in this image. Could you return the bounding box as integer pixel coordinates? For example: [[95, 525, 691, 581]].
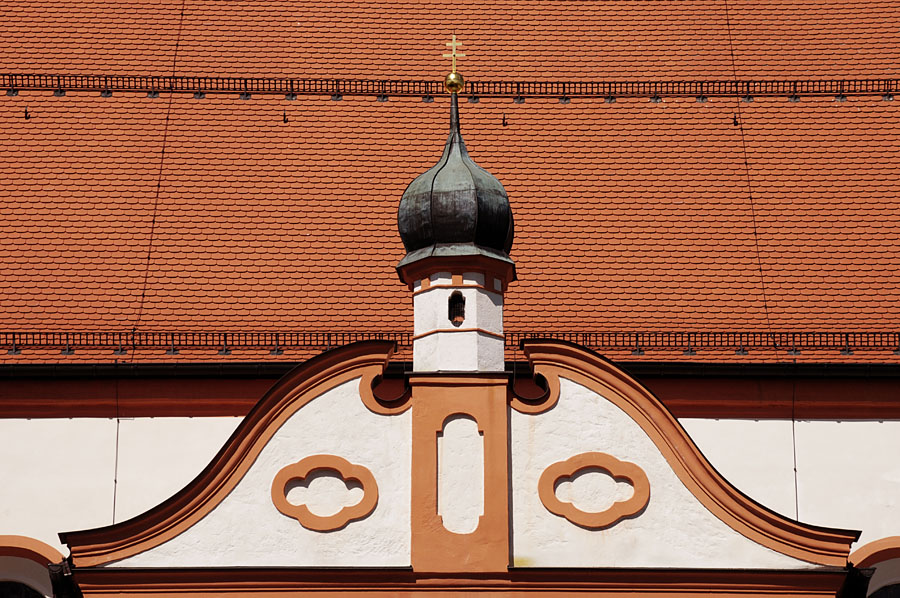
[[72, 566, 849, 596], [509, 371, 560, 414], [360, 372, 411, 415], [521, 339, 860, 567], [60, 341, 396, 567], [0, 535, 64, 565], [849, 536, 900, 568]]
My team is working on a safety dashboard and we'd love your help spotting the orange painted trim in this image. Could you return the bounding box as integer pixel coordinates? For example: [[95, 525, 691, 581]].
[[72, 566, 850, 597], [271, 455, 378, 532], [418, 277, 431, 290], [521, 339, 859, 567], [510, 371, 561, 414], [60, 341, 396, 567], [0, 535, 64, 565], [850, 536, 900, 568], [450, 273, 464, 286], [538, 452, 650, 529], [359, 373, 411, 415], [409, 374, 509, 573], [412, 327, 504, 341]]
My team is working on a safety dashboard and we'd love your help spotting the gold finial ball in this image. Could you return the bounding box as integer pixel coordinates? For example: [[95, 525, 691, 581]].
[[444, 71, 465, 93]]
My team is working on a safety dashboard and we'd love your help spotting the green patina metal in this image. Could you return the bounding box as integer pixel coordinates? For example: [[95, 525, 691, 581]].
[[397, 93, 515, 271]]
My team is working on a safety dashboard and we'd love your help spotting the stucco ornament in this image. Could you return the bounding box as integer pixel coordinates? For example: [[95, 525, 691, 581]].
[[271, 455, 379, 532], [538, 452, 650, 529]]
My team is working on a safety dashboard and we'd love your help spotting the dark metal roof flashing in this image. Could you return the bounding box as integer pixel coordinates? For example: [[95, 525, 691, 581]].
[[397, 92, 515, 273]]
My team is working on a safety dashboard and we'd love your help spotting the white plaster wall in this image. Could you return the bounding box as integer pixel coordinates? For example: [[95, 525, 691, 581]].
[[286, 472, 364, 516], [556, 469, 636, 513], [413, 286, 503, 336], [414, 331, 504, 372], [680, 418, 900, 547], [680, 418, 797, 518], [462, 272, 486, 287], [111, 378, 412, 567], [4, 401, 899, 572], [0, 418, 117, 554], [0, 556, 53, 597], [509, 378, 811, 569], [114, 417, 242, 522], [0, 416, 246, 558], [412, 273, 505, 372], [794, 420, 900, 546], [429, 272, 453, 286], [438, 415, 484, 534], [475, 334, 505, 371]]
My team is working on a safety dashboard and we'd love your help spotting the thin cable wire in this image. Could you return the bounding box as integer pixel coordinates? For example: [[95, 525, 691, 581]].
[[790, 369, 800, 520], [132, 0, 187, 329], [112, 374, 121, 523], [724, 0, 797, 519], [116, 0, 187, 523], [723, 0, 776, 345]]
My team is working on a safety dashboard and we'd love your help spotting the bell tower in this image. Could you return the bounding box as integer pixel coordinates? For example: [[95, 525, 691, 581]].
[[396, 64, 515, 373], [397, 43, 515, 573]]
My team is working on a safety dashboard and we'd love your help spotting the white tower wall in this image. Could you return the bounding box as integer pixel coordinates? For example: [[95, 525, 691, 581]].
[[411, 271, 505, 372]]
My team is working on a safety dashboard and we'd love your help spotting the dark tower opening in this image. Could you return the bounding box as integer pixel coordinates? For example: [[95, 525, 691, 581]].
[[449, 292, 466, 327]]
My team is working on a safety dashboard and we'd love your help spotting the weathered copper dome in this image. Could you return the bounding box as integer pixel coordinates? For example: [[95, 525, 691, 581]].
[[397, 93, 514, 271]]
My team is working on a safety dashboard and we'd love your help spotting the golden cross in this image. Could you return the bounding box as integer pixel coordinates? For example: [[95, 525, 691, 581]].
[[443, 35, 465, 73]]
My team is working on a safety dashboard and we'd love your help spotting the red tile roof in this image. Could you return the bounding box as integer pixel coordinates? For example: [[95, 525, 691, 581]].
[[2, 1, 900, 363], [5, 0, 900, 79]]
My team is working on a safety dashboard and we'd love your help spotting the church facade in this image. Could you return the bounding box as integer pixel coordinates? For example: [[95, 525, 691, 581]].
[[3, 71, 900, 597], [4, 4, 900, 595]]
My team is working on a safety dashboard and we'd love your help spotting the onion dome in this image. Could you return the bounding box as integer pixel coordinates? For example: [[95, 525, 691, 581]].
[[397, 93, 515, 278]]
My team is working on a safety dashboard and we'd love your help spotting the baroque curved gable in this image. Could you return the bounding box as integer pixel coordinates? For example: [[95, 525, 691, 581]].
[[59, 339, 857, 586]]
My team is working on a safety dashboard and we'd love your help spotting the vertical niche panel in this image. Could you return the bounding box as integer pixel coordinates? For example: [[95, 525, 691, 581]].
[[437, 414, 484, 534], [409, 375, 509, 572]]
